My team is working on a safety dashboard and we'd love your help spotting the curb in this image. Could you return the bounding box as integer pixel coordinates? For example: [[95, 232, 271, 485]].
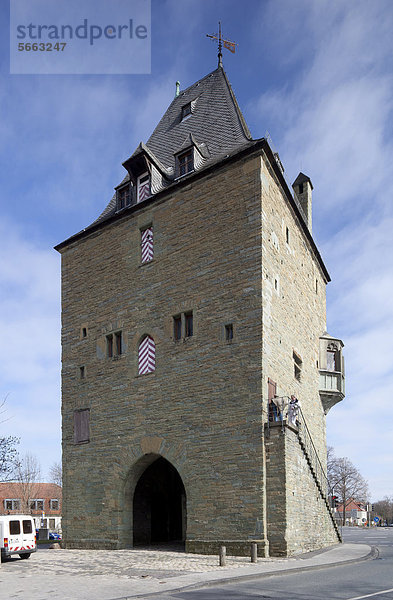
[[115, 544, 377, 600]]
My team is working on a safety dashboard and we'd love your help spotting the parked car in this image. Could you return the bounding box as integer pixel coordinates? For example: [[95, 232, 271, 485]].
[[49, 532, 61, 540]]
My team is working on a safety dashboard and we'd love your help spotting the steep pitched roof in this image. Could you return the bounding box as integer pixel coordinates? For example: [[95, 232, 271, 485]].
[[144, 65, 252, 169], [88, 65, 253, 228]]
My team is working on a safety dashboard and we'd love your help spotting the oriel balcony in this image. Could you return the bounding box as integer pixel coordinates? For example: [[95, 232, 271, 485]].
[[319, 333, 345, 414]]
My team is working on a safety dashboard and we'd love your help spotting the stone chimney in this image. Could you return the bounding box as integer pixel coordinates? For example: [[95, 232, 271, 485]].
[[292, 172, 313, 234]]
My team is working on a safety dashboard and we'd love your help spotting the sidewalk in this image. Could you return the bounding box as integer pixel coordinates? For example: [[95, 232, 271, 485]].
[[0, 543, 374, 600]]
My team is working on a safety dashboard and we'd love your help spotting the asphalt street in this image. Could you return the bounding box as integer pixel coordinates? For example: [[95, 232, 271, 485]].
[[147, 527, 393, 600]]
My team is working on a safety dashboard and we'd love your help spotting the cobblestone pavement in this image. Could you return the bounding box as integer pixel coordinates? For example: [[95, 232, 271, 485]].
[[2, 547, 291, 579], [0, 544, 371, 600]]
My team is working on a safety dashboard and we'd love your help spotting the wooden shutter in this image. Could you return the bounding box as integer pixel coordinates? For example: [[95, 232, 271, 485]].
[[138, 336, 155, 375], [141, 227, 154, 263], [74, 409, 90, 443]]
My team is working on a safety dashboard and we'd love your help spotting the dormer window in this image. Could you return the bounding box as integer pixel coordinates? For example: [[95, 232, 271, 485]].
[[117, 184, 131, 210], [178, 150, 193, 177], [181, 102, 192, 120], [137, 173, 150, 203]]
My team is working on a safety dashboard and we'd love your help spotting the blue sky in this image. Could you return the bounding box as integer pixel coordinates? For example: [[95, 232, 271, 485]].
[[1, 0, 392, 500]]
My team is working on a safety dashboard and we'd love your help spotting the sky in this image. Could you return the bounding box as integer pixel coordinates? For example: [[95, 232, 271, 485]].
[[0, 0, 392, 501]]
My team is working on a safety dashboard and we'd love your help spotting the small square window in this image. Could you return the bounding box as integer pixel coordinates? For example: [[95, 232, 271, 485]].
[[185, 312, 193, 337], [50, 499, 59, 511], [225, 324, 233, 342], [173, 315, 182, 341], [181, 102, 192, 120]]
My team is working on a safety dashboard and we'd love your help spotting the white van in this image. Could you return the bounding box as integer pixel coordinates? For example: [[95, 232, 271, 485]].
[[0, 515, 36, 561]]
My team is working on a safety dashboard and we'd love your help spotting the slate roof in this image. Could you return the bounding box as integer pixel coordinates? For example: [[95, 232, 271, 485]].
[[89, 65, 254, 228], [145, 66, 252, 168]]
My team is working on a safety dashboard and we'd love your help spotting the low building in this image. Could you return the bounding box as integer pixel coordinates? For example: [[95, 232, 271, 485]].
[[0, 482, 62, 531], [335, 499, 367, 526]]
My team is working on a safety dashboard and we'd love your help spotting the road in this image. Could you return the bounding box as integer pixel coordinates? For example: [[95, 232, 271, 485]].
[[150, 527, 393, 600]]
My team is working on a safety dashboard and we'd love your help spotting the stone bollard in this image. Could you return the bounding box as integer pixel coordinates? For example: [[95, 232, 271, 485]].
[[251, 542, 258, 563], [219, 545, 226, 567]]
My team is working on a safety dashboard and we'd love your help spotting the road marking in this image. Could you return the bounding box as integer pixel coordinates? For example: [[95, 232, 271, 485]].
[[347, 588, 393, 600]]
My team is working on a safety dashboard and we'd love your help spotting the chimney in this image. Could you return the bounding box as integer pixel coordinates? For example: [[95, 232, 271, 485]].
[[292, 172, 313, 234]]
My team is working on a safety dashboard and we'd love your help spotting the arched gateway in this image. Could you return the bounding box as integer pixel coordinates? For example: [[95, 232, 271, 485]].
[[124, 455, 186, 548]]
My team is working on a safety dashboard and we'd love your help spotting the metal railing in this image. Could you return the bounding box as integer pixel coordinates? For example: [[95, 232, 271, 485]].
[[267, 397, 328, 497]]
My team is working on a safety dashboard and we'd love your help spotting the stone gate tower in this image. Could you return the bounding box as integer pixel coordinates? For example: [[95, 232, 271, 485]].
[[55, 63, 345, 556]]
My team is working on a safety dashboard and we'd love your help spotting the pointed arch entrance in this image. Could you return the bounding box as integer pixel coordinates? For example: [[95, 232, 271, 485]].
[[132, 456, 186, 546]]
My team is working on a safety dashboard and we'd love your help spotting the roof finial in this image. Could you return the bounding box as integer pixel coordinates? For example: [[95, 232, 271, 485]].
[[175, 81, 180, 97], [206, 21, 237, 67]]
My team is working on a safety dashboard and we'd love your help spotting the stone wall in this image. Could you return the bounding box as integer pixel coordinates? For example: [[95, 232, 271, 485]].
[[60, 153, 269, 555], [266, 423, 339, 556], [260, 152, 328, 463]]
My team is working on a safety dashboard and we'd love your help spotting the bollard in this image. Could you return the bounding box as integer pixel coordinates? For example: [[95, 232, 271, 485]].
[[251, 542, 258, 563], [219, 545, 226, 567]]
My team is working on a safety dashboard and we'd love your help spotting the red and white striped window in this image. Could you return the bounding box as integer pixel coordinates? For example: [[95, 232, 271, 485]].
[[137, 173, 150, 203], [138, 335, 155, 375], [141, 227, 154, 263]]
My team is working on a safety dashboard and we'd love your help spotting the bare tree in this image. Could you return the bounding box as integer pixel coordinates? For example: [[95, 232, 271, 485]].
[[0, 436, 19, 481], [14, 453, 42, 514], [328, 451, 369, 525], [0, 397, 20, 481], [374, 497, 393, 525], [49, 461, 62, 487]]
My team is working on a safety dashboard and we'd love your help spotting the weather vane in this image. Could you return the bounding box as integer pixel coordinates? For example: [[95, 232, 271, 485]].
[[206, 22, 237, 66]]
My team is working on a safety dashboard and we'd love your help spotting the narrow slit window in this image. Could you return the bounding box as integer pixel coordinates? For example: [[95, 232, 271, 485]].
[[286, 227, 290, 244], [173, 315, 182, 341], [293, 351, 302, 381], [185, 312, 193, 337], [225, 324, 233, 342], [106, 334, 113, 358], [80, 366, 85, 379], [115, 331, 122, 356], [82, 327, 87, 338]]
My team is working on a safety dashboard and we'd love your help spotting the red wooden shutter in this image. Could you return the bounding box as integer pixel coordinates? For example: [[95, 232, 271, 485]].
[[138, 336, 155, 374], [141, 227, 154, 263]]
